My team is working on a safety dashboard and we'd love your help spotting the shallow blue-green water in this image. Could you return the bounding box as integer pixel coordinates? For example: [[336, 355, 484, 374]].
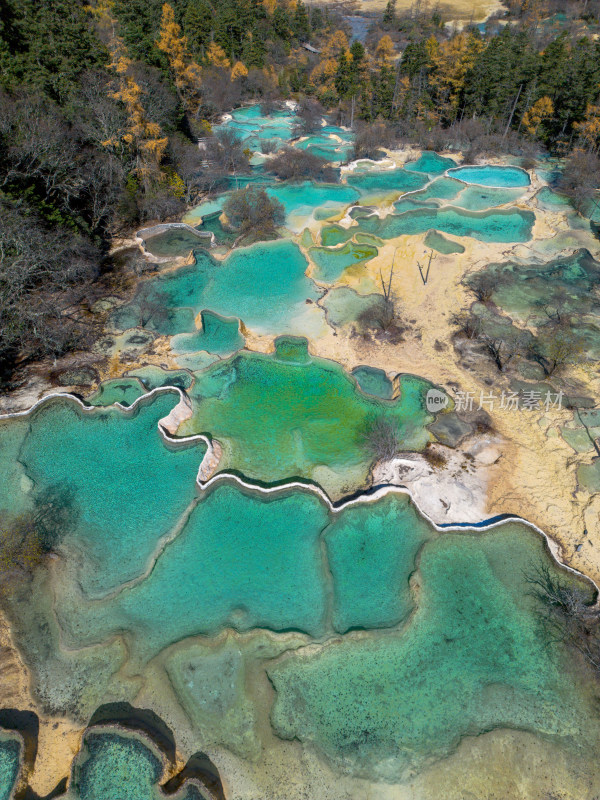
[[448, 165, 531, 188], [171, 310, 244, 356], [322, 206, 535, 245], [351, 365, 394, 399], [58, 484, 331, 658], [270, 524, 598, 777], [405, 152, 457, 175], [18, 392, 206, 596], [0, 735, 20, 800], [111, 240, 326, 338]]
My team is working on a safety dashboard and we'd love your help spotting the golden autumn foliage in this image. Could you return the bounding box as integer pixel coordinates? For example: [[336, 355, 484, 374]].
[[89, 0, 168, 182], [157, 3, 202, 113], [375, 35, 395, 64], [522, 96, 554, 136], [263, 0, 277, 14], [321, 30, 350, 60], [309, 57, 338, 87], [207, 42, 231, 68], [231, 61, 249, 80], [427, 33, 484, 118], [575, 104, 600, 150]]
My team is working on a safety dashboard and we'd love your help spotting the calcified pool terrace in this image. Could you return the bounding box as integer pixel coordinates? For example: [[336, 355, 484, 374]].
[[3, 108, 600, 798]]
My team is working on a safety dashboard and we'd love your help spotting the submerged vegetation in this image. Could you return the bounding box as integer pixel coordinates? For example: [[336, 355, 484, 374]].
[[527, 562, 600, 675]]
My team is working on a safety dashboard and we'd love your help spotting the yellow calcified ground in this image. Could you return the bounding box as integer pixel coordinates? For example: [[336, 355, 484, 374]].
[[302, 232, 600, 586]]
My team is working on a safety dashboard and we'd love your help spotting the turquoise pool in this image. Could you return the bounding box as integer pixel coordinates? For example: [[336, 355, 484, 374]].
[[447, 165, 531, 188]]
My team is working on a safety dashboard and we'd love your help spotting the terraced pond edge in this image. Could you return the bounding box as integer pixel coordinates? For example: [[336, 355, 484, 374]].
[[1, 388, 595, 598]]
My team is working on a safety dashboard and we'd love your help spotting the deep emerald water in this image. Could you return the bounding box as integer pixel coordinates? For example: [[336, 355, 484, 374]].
[[177, 344, 436, 490]]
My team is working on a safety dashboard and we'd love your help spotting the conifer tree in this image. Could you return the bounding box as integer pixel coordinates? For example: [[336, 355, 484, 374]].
[[157, 3, 202, 114]]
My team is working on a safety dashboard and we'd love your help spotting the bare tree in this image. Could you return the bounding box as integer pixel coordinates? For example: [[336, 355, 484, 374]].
[[481, 331, 527, 372], [358, 413, 400, 462], [450, 311, 482, 339], [526, 562, 600, 675], [135, 285, 170, 329], [353, 121, 396, 159], [223, 186, 285, 244], [417, 248, 435, 285], [528, 325, 584, 376], [265, 147, 337, 182], [294, 98, 326, 136], [204, 130, 251, 176], [558, 149, 600, 216], [468, 272, 500, 303]]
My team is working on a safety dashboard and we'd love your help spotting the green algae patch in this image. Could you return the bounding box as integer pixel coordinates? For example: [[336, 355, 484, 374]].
[[17, 392, 206, 596], [351, 366, 394, 399], [325, 494, 434, 632], [577, 458, 600, 492], [171, 310, 244, 356], [269, 523, 598, 779], [178, 346, 436, 495], [309, 241, 378, 284], [273, 335, 311, 364], [423, 230, 465, 255], [126, 366, 193, 392], [87, 377, 147, 407], [57, 484, 330, 659]]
